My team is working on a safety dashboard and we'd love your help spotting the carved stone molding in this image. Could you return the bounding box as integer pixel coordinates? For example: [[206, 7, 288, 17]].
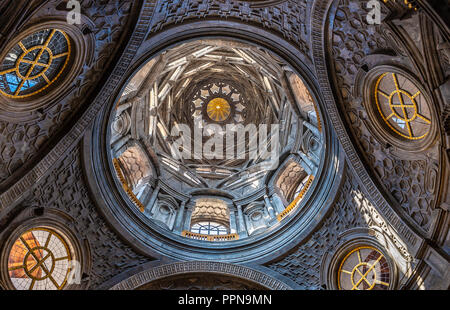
[[31, 145, 155, 288], [135, 272, 266, 290], [110, 261, 292, 290], [148, 0, 310, 58], [310, 0, 423, 256], [329, 2, 443, 235], [266, 163, 416, 288]]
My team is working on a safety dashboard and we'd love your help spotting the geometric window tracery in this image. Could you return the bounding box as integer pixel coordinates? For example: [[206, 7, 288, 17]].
[[337, 246, 391, 290], [7, 227, 72, 290], [0, 29, 71, 99], [374, 72, 431, 140], [191, 221, 229, 236]]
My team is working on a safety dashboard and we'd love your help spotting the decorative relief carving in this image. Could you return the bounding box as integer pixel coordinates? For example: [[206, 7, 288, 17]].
[[309, 3, 421, 256], [267, 171, 367, 289], [437, 39, 450, 80], [372, 155, 436, 230], [118, 145, 153, 189], [191, 198, 230, 226], [1, 0, 445, 290], [137, 273, 265, 290], [275, 160, 306, 204], [437, 31, 450, 135], [111, 261, 291, 290], [266, 167, 414, 288], [0, 0, 134, 186], [148, 0, 309, 56], [329, 0, 439, 232], [30, 146, 154, 287]]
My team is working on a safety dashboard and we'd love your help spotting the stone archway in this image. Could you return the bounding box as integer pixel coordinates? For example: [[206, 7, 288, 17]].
[[110, 261, 292, 290]]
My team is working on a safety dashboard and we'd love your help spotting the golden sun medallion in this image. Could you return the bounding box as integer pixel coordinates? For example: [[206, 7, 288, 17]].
[[207, 97, 231, 122]]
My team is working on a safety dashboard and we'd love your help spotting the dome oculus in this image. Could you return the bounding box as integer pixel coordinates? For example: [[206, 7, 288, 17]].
[[337, 246, 391, 290], [108, 39, 325, 245]]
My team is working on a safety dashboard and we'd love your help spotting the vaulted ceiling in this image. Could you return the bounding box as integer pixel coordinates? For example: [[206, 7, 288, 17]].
[[0, 0, 448, 291]]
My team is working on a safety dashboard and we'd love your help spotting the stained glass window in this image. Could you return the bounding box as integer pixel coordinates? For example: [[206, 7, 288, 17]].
[[337, 246, 391, 290], [7, 227, 72, 290], [191, 221, 228, 235], [0, 29, 71, 98], [207, 97, 231, 122], [191, 82, 246, 124], [374, 72, 431, 140]]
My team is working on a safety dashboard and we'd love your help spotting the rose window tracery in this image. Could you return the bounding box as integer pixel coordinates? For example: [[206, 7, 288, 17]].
[[0, 29, 71, 99], [337, 246, 391, 290]]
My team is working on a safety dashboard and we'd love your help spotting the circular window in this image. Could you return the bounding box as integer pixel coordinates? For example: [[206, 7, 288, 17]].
[[374, 72, 432, 141], [0, 28, 71, 99], [337, 246, 392, 290], [6, 227, 73, 290], [207, 98, 231, 122]]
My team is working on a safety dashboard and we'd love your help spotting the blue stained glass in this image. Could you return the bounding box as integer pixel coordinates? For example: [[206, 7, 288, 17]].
[[23, 79, 37, 90], [5, 74, 20, 93]]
